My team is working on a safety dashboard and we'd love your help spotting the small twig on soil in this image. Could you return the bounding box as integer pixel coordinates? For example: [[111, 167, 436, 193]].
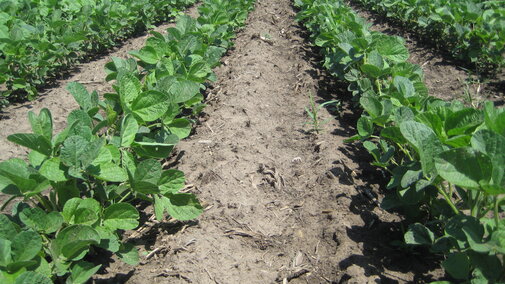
[[276, 268, 310, 283], [145, 247, 163, 260], [205, 122, 214, 133], [204, 267, 220, 284], [155, 270, 192, 282]]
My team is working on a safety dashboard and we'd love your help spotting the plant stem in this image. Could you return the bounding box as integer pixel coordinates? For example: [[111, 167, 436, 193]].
[[494, 196, 502, 228], [118, 191, 132, 203], [438, 185, 459, 215]]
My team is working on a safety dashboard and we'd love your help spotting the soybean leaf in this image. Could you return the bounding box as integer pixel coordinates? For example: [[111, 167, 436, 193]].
[[39, 157, 67, 182], [52, 225, 99, 260], [394, 76, 415, 98], [133, 159, 161, 194], [117, 243, 139, 266], [435, 148, 492, 190], [28, 108, 52, 141], [131, 90, 171, 122], [167, 118, 192, 139], [373, 35, 409, 63], [442, 252, 470, 280], [404, 223, 434, 245], [0, 238, 12, 266], [13, 271, 52, 284], [103, 203, 139, 231], [118, 72, 142, 108], [60, 136, 87, 168], [129, 46, 159, 64], [357, 116, 374, 137], [169, 79, 201, 103], [95, 227, 120, 253], [158, 170, 185, 194], [0, 214, 18, 240], [164, 193, 203, 221], [66, 82, 96, 112], [62, 198, 101, 225], [7, 134, 52, 156], [89, 162, 128, 182], [471, 129, 505, 193], [400, 121, 445, 176], [69, 261, 101, 284], [120, 114, 138, 147], [11, 230, 41, 262], [19, 207, 63, 234]]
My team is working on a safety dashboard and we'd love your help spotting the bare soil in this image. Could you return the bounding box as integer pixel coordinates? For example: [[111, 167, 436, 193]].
[[4, 0, 504, 283]]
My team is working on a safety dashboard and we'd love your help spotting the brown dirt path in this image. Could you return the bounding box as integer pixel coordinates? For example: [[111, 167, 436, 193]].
[[98, 0, 441, 282]]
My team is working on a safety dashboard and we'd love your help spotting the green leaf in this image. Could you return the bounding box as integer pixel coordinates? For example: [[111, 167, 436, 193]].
[[131, 90, 171, 122], [445, 108, 483, 136], [153, 195, 166, 221], [471, 130, 505, 192], [69, 261, 101, 284], [169, 79, 201, 103], [14, 271, 52, 284], [60, 136, 87, 168], [95, 227, 120, 253], [357, 116, 373, 137], [164, 193, 203, 221], [52, 225, 99, 260], [0, 238, 12, 266], [360, 96, 382, 118], [120, 114, 138, 147], [167, 118, 192, 139], [66, 82, 95, 111], [404, 223, 434, 245], [19, 207, 63, 234], [0, 159, 48, 196], [393, 76, 415, 98], [435, 148, 492, 190], [129, 46, 159, 64], [11, 230, 41, 262], [39, 158, 67, 182], [89, 162, 128, 182], [7, 134, 52, 156], [0, 214, 19, 240], [103, 203, 139, 230], [133, 159, 161, 194], [28, 108, 52, 141], [442, 252, 470, 280], [158, 170, 185, 194], [373, 35, 409, 63], [80, 138, 105, 168], [118, 72, 142, 108], [62, 198, 101, 225], [116, 243, 139, 266], [400, 121, 445, 176]]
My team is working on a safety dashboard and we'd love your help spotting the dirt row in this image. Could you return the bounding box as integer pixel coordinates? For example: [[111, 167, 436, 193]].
[[1, 0, 503, 283]]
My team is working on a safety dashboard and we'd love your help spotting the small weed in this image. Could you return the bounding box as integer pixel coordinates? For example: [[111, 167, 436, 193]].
[[304, 92, 340, 134]]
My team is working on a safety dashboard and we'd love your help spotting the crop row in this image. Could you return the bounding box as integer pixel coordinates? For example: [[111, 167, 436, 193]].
[[295, 0, 504, 282], [0, 0, 255, 282], [350, 0, 505, 72], [0, 0, 197, 110]]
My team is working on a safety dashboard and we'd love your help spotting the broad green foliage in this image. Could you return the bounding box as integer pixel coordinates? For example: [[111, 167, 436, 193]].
[[295, 0, 505, 282], [0, 0, 256, 282], [353, 0, 505, 71], [0, 0, 197, 109]]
